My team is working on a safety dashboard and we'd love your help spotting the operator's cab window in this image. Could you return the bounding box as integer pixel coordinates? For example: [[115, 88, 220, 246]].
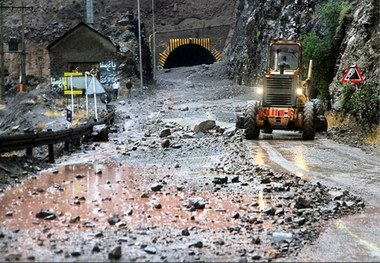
[[270, 44, 300, 71]]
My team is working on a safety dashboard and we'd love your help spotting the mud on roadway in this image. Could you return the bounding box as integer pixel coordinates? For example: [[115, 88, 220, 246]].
[[0, 63, 367, 262]]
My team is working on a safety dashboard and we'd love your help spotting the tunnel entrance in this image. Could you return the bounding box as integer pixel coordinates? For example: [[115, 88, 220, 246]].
[[164, 44, 216, 69]]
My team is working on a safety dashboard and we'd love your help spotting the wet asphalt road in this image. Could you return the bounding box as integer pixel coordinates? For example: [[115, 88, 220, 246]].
[[147, 66, 380, 261], [244, 132, 380, 262], [146, 65, 380, 261]]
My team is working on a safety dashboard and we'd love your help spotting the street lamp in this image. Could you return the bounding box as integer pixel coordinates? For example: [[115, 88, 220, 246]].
[[137, 0, 143, 88]]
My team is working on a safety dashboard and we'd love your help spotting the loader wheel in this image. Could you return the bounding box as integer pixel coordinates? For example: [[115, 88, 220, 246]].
[[244, 104, 260, 139], [316, 115, 328, 132], [312, 98, 328, 132], [235, 112, 245, 129], [312, 98, 324, 116], [302, 101, 315, 140]]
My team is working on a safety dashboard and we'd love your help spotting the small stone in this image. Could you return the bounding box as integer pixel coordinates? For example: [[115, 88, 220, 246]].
[[5, 253, 22, 261], [171, 143, 182, 149], [188, 197, 207, 209], [108, 213, 121, 225], [214, 239, 224, 246], [5, 211, 13, 217], [262, 207, 275, 215], [26, 255, 35, 261], [92, 245, 101, 253], [35, 208, 56, 220], [212, 177, 228, 184], [108, 245, 122, 260], [159, 128, 171, 138], [231, 176, 239, 183], [126, 208, 133, 216], [151, 183, 163, 191], [252, 236, 261, 244], [141, 192, 149, 198], [190, 241, 203, 248], [161, 139, 170, 148], [71, 250, 81, 257], [95, 231, 103, 238], [232, 212, 240, 219], [143, 246, 157, 254], [181, 228, 190, 236]]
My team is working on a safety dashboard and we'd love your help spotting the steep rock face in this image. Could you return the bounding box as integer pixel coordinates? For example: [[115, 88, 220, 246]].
[[226, 0, 379, 94], [226, 0, 320, 86], [328, 0, 379, 102]]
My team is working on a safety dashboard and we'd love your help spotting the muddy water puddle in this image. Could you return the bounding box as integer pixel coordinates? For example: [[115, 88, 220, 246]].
[[0, 163, 265, 232]]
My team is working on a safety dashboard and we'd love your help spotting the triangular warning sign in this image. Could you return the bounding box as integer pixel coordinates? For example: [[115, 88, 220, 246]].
[[341, 65, 364, 84]]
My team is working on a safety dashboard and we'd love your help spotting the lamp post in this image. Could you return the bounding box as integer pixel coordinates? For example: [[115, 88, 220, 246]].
[[137, 0, 143, 88]]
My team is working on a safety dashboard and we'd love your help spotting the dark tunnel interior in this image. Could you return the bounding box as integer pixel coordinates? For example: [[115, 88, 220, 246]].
[[164, 44, 216, 69]]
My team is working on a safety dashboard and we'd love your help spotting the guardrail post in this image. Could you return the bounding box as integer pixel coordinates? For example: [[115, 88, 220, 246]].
[[48, 144, 54, 163], [26, 147, 33, 157], [64, 141, 70, 151]]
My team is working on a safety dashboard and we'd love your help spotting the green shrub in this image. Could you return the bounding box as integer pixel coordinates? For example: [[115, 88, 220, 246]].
[[341, 82, 380, 128], [302, 0, 351, 107]]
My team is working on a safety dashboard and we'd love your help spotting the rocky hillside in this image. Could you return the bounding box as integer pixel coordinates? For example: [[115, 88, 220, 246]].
[[226, 0, 379, 98], [1, 0, 378, 98]]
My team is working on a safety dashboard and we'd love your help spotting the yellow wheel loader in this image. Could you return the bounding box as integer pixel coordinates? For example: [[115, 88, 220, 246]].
[[236, 39, 327, 140]]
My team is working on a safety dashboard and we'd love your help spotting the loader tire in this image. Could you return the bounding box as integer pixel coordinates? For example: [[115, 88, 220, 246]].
[[316, 115, 328, 132], [244, 105, 260, 139], [235, 113, 245, 129], [312, 98, 324, 116], [302, 101, 315, 140], [312, 98, 328, 132]]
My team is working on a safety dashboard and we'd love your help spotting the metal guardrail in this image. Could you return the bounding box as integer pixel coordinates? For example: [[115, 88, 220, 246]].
[[0, 110, 115, 162]]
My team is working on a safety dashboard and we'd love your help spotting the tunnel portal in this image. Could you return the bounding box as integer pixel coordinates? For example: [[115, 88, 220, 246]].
[[164, 44, 216, 69]]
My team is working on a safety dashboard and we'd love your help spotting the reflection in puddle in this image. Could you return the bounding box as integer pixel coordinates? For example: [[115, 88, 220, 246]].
[[253, 147, 266, 166], [252, 141, 309, 180], [0, 163, 261, 232]]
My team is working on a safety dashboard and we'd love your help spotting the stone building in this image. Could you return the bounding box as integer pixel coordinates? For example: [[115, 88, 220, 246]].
[[47, 22, 120, 87]]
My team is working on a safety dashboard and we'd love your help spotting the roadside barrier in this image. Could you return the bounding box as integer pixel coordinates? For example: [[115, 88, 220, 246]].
[[0, 110, 115, 163]]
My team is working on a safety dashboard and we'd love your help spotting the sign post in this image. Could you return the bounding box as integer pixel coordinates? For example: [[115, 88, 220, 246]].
[[92, 74, 98, 121]]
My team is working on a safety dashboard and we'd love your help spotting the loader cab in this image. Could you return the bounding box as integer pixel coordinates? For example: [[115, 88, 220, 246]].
[[269, 42, 301, 75]]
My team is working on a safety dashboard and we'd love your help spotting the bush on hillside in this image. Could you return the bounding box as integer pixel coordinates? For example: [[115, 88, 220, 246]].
[[340, 82, 380, 129], [302, 0, 350, 107]]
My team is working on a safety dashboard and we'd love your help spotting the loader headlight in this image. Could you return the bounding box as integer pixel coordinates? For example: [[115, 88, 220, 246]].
[[296, 87, 303, 96], [256, 87, 263, 95]]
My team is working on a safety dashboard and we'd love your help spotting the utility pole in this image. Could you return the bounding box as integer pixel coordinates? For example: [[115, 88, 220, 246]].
[[20, 0, 26, 92], [152, 0, 156, 81], [0, 2, 32, 98], [0, 6, 4, 101], [86, 0, 94, 27], [137, 0, 143, 88]]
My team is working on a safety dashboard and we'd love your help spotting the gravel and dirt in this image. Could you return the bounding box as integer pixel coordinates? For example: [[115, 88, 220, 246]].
[[0, 62, 376, 262]]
